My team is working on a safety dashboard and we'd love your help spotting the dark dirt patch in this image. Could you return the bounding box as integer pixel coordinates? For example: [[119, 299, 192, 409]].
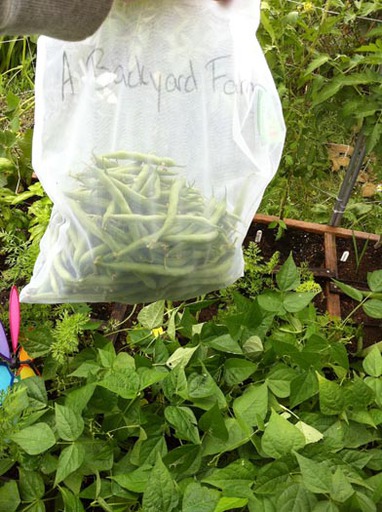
[[246, 223, 326, 268]]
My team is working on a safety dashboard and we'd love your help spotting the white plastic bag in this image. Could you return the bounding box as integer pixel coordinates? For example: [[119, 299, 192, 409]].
[[20, 0, 285, 304]]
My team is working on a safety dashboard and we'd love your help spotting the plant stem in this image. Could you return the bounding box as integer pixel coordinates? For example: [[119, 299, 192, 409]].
[[341, 293, 371, 326]]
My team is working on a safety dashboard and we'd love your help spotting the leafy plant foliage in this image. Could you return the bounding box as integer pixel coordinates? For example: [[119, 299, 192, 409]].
[[0, 256, 381, 511]]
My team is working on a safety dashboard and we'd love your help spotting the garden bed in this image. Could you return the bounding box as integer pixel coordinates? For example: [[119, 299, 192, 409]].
[[250, 214, 381, 348]]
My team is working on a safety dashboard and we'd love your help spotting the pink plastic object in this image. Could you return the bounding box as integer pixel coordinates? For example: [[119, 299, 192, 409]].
[[9, 286, 20, 354]]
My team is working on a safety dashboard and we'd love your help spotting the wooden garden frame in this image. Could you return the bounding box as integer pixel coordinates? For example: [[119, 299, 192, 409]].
[[254, 214, 381, 317]]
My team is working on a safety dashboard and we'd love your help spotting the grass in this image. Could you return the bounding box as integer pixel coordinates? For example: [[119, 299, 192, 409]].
[[258, 170, 382, 235]]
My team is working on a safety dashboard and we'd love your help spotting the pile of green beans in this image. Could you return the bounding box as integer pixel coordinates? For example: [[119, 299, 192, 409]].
[[32, 151, 240, 302]]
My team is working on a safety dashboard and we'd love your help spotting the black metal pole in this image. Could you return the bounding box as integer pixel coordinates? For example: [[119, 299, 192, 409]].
[[330, 132, 367, 227]]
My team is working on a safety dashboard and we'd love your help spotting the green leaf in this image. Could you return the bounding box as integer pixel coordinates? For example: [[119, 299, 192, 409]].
[[187, 370, 226, 409], [294, 421, 324, 444], [369, 408, 382, 426], [1, 385, 28, 417], [130, 434, 167, 467], [332, 280, 363, 302], [11, 423, 56, 455], [255, 461, 292, 495], [367, 120, 382, 153], [363, 346, 382, 377], [111, 465, 152, 493], [137, 300, 165, 329], [69, 361, 99, 378], [283, 292, 319, 313], [162, 364, 188, 401], [266, 364, 297, 398], [260, 11, 276, 43], [64, 470, 83, 496], [363, 299, 382, 319], [367, 270, 382, 292], [290, 371, 318, 407], [342, 421, 379, 449], [203, 418, 251, 456], [295, 453, 332, 494], [303, 54, 331, 76], [165, 406, 200, 444], [166, 345, 199, 369], [224, 358, 257, 386], [54, 443, 85, 486], [330, 467, 354, 503], [317, 374, 346, 415], [199, 402, 228, 441], [0, 460, 14, 477], [40, 453, 58, 475], [142, 455, 179, 512], [113, 351, 135, 371], [242, 335, 263, 355], [55, 404, 84, 441], [59, 487, 85, 512], [347, 410, 376, 427], [215, 497, 248, 512], [65, 384, 95, 414], [348, 492, 377, 512], [80, 440, 114, 473], [342, 449, 373, 469], [163, 445, 202, 479], [233, 383, 268, 427], [366, 472, 382, 505], [202, 459, 256, 494], [204, 334, 243, 354], [329, 343, 349, 371], [19, 469, 45, 501], [283, 292, 318, 313], [312, 502, 339, 512], [182, 482, 220, 512], [248, 494, 278, 511], [0, 481, 21, 512], [98, 347, 116, 368], [98, 368, 140, 399], [138, 367, 168, 390], [25, 502, 46, 512], [20, 377, 48, 409], [276, 254, 300, 291], [344, 376, 375, 409], [365, 376, 382, 407], [257, 292, 285, 314], [312, 71, 381, 106], [276, 483, 317, 512], [261, 411, 306, 459]]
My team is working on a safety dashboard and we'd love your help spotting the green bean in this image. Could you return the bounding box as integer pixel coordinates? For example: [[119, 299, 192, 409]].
[[94, 155, 119, 169], [134, 272, 158, 290], [132, 164, 152, 192], [100, 150, 178, 167], [105, 213, 166, 224], [108, 176, 167, 214], [158, 177, 185, 237], [162, 231, 219, 243], [95, 259, 195, 277], [140, 171, 161, 199], [78, 242, 111, 274], [67, 200, 120, 253]]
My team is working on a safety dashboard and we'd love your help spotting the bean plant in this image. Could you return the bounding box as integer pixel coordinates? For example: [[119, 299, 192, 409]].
[[0, 256, 381, 511]]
